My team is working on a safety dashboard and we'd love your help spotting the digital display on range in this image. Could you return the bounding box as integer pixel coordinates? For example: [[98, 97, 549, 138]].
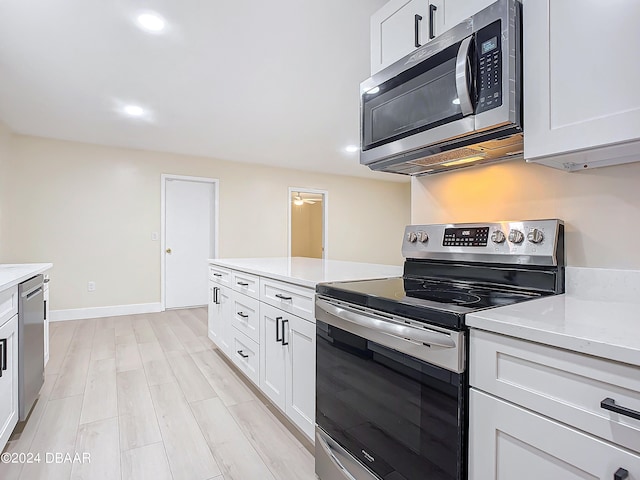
[[443, 227, 490, 247], [482, 36, 498, 54]]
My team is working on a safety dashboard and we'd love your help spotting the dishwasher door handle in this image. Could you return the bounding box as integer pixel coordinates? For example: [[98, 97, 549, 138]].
[[22, 284, 43, 298]]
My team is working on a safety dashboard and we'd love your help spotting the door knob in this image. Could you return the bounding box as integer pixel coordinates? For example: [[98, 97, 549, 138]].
[[166, 248, 172, 254]]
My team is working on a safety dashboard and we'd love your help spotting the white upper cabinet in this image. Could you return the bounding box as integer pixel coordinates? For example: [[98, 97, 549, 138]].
[[371, 0, 444, 74], [524, 0, 640, 170], [443, 0, 495, 32], [370, 0, 495, 75]]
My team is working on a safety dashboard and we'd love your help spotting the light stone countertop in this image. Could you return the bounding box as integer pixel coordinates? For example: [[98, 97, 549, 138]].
[[467, 267, 640, 367], [0, 263, 53, 291], [208, 257, 403, 289]]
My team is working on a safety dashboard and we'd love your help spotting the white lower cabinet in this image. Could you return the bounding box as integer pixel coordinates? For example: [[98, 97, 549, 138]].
[[260, 303, 316, 440], [469, 329, 640, 480], [207, 282, 231, 356], [210, 263, 317, 441], [469, 389, 640, 480], [0, 314, 19, 452]]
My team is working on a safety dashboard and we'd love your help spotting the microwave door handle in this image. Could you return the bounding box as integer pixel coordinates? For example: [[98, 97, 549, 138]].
[[455, 36, 474, 116]]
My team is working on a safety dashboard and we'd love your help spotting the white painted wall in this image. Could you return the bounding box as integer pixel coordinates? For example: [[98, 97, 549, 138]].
[[411, 159, 640, 269], [0, 121, 11, 256], [0, 133, 410, 310]]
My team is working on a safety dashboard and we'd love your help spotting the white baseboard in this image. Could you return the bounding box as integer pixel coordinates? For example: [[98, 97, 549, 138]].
[[50, 302, 163, 322]]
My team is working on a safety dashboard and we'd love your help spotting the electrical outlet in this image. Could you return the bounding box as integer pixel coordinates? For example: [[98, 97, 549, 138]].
[[151, 232, 159, 241], [88, 281, 96, 292]]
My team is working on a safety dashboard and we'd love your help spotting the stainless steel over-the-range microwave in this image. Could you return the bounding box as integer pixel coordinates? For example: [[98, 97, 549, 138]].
[[360, 0, 522, 175]]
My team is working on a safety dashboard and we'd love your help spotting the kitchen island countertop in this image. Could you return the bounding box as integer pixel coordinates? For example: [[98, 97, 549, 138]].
[[208, 257, 403, 289], [0, 263, 53, 291]]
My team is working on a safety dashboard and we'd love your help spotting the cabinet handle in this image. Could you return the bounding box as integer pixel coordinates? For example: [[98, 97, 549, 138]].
[[0, 338, 7, 376], [429, 4, 437, 39], [414, 14, 422, 48], [276, 316, 283, 342], [275, 293, 292, 301], [281, 319, 289, 346], [236, 350, 249, 359], [237, 312, 249, 319], [601, 397, 640, 421], [614, 468, 629, 480], [213, 273, 223, 277], [236, 281, 249, 286], [215, 287, 221, 305]]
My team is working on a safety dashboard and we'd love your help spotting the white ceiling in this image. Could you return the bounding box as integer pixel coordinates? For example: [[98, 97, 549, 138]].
[[0, 0, 407, 182]]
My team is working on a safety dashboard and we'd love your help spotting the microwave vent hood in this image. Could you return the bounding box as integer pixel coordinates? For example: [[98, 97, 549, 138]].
[[360, 0, 523, 176], [373, 131, 524, 176]]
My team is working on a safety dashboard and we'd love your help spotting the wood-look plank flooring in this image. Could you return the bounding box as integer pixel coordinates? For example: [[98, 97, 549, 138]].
[[1, 308, 314, 480]]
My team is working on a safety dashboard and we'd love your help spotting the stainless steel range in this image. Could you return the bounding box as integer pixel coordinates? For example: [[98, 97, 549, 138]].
[[315, 220, 565, 480]]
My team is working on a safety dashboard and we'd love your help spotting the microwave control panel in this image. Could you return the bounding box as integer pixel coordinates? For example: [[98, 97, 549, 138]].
[[476, 20, 503, 114]]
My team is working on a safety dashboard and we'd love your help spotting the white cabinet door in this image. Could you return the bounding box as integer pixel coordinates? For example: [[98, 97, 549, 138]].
[[285, 314, 316, 440], [207, 283, 231, 356], [469, 389, 640, 480], [443, 0, 494, 32], [0, 315, 19, 451], [371, 0, 444, 74], [259, 304, 287, 411], [524, 0, 640, 165]]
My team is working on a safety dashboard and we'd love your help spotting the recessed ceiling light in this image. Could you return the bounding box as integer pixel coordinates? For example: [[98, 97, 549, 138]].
[[123, 105, 145, 117], [136, 12, 166, 33], [345, 145, 359, 153]]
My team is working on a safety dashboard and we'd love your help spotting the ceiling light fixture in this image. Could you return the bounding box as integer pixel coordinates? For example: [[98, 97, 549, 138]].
[[122, 104, 146, 117], [136, 12, 167, 33], [345, 145, 359, 153]]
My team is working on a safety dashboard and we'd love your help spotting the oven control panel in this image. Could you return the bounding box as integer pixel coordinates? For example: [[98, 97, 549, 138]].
[[402, 220, 564, 266], [442, 227, 489, 247]]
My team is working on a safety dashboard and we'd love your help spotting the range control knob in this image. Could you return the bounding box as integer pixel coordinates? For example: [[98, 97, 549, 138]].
[[407, 232, 418, 243], [491, 230, 506, 244], [508, 229, 525, 244], [527, 228, 544, 244], [417, 231, 429, 243]]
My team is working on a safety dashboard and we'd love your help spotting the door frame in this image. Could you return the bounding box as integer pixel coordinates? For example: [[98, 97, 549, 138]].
[[161, 174, 219, 310], [287, 187, 329, 259]]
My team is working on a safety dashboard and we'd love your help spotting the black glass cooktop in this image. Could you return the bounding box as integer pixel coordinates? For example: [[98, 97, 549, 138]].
[[316, 276, 547, 330]]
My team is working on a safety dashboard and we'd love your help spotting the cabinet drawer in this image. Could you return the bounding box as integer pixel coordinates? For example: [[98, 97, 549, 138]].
[[230, 292, 260, 343], [470, 329, 640, 453], [260, 278, 314, 322], [208, 265, 232, 286], [0, 287, 18, 327], [230, 330, 259, 386], [469, 389, 640, 480], [231, 271, 259, 299]]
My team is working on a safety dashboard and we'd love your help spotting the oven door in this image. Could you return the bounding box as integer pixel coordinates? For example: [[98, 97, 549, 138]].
[[315, 298, 466, 480]]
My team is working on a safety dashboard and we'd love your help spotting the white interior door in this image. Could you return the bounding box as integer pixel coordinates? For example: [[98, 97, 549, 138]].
[[165, 178, 216, 309]]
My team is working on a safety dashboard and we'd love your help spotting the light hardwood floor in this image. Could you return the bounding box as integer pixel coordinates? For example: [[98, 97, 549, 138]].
[[1, 308, 315, 480]]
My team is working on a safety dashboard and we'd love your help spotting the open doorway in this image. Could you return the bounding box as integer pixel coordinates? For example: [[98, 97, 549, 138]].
[[288, 187, 328, 259]]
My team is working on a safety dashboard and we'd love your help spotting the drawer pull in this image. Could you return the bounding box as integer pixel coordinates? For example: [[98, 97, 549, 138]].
[[237, 281, 249, 286], [236, 350, 249, 359], [275, 293, 292, 301], [213, 273, 223, 277], [614, 468, 629, 480], [237, 312, 249, 319], [601, 397, 640, 421]]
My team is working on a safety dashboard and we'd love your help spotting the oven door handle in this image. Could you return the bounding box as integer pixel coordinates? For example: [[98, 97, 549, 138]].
[[455, 35, 474, 116], [316, 299, 456, 348]]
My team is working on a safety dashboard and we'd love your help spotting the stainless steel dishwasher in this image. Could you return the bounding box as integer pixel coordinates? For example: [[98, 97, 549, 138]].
[[18, 274, 44, 420]]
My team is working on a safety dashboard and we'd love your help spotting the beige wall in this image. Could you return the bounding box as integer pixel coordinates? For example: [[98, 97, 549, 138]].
[[1, 134, 410, 310], [411, 159, 640, 269], [291, 201, 323, 259], [0, 122, 11, 255]]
